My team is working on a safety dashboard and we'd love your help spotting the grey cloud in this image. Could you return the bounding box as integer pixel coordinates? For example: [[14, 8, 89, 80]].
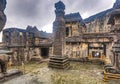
[[63, 0, 115, 17], [4, 0, 115, 32], [12, 0, 40, 18]]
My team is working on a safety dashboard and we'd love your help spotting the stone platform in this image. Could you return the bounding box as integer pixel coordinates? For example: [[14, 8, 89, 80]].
[[48, 56, 70, 69], [0, 69, 23, 82]]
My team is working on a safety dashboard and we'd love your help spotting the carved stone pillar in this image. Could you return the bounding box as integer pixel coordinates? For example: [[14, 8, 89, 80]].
[[49, 1, 69, 69], [53, 1, 65, 56]]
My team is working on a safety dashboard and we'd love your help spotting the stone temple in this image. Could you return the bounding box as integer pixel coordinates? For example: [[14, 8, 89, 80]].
[[1, 0, 120, 72]]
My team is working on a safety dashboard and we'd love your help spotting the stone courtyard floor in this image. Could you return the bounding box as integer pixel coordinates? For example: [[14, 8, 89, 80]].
[[1, 61, 120, 84]]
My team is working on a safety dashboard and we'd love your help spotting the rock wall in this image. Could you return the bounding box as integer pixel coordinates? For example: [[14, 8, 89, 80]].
[[11, 47, 52, 63], [65, 43, 88, 59], [0, 0, 6, 31], [85, 15, 111, 33]]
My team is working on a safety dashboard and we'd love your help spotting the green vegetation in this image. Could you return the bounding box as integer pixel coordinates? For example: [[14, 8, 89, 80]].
[[8, 61, 47, 74], [7, 61, 120, 84], [50, 62, 105, 84]]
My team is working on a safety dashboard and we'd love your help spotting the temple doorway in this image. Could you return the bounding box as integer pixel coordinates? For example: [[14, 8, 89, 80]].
[[88, 43, 106, 57], [41, 48, 49, 58]]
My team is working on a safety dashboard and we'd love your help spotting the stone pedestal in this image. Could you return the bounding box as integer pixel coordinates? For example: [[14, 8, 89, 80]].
[[48, 56, 70, 69]]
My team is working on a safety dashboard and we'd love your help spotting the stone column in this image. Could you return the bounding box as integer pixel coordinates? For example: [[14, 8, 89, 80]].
[[88, 43, 90, 55], [69, 27, 71, 37], [53, 1, 66, 56]]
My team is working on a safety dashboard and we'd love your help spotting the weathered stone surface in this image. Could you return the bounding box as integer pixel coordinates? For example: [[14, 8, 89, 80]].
[[0, 0, 6, 32], [48, 56, 70, 69], [53, 1, 66, 56], [0, 69, 22, 81], [107, 0, 120, 71], [1, 0, 120, 65], [113, 0, 120, 9], [49, 1, 70, 69], [0, 0, 7, 75], [2, 27, 52, 63]]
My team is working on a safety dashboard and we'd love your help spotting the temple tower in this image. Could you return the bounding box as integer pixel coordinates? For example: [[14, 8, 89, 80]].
[[53, 1, 65, 56]]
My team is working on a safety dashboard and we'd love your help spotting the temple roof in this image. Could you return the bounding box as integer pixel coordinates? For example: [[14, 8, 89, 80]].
[[65, 12, 85, 26], [35, 31, 52, 39], [84, 9, 112, 23], [108, 9, 120, 25], [65, 12, 83, 22], [26, 25, 39, 33], [3, 28, 26, 33], [3, 27, 51, 39]]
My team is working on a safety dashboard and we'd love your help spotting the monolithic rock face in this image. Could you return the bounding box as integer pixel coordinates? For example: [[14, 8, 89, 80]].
[[0, 0, 7, 32]]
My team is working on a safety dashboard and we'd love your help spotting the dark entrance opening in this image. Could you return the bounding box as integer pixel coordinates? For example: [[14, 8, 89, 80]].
[[88, 43, 106, 57], [92, 51, 101, 58], [41, 48, 49, 58], [66, 27, 69, 37], [0, 59, 7, 73]]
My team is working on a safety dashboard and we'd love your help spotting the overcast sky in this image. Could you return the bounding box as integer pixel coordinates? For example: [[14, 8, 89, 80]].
[[0, 0, 116, 41], [4, 0, 115, 32]]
